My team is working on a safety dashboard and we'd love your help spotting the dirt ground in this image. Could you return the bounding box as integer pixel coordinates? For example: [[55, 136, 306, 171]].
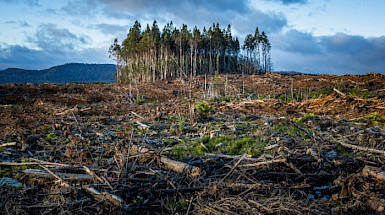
[[0, 73, 384, 214]]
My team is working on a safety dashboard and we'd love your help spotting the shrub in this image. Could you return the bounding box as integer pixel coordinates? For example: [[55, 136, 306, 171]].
[[195, 102, 213, 117], [366, 112, 385, 125]]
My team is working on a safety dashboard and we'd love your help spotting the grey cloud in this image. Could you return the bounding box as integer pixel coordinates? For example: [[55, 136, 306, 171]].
[[232, 10, 287, 36], [0, 44, 111, 70], [61, 0, 99, 16], [265, 0, 307, 5], [96, 0, 249, 20], [1, 0, 39, 6], [4, 20, 31, 28], [98, 0, 248, 14], [272, 31, 385, 74], [89, 23, 129, 35], [319, 33, 371, 54], [271, 30, 321, 54], [29, 24, 91, 53]]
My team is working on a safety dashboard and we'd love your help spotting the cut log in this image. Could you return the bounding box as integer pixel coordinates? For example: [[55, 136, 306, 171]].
[[130, 144, 201, 177], [83, 185, 126, 208], [160, 156, 201, 177], [362, 165, 385, 182], [264, 144, 279, 151]]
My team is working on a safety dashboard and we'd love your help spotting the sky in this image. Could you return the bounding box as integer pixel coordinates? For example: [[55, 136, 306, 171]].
[[0, 0, 384, 75]]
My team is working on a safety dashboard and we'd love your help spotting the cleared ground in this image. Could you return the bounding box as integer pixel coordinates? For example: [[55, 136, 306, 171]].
[[0, 73, 384, 214]]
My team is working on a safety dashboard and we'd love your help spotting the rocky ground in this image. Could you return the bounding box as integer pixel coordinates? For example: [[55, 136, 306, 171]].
[[0, 73, 384, 214]]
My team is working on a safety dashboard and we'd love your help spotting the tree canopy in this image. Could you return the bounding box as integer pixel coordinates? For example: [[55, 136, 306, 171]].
[[109, 20, 271, 83]]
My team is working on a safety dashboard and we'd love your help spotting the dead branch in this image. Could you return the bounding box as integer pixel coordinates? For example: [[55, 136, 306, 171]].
[[362, 165, 385, 182], [337, 140, 385, 156], [23, 169, 93, 182], [0, 162, 39, 166], [306, 148, 322, 163], [239, 159, 286, 168], [30, 158, 72, 167], [205, 153, 258, 161], [219, 152, 247, 183], [0, 142, 17, 147], [333, 88, 346, 97], [83, 166, 113, 190], [248, 199, 272, 214], [131, 111, 144, 119], [39, 164, 71, 188]]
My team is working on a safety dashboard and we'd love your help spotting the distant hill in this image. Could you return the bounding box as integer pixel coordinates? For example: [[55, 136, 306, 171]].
[[0, 63, 116, 84], [273, 71, 303, 75]]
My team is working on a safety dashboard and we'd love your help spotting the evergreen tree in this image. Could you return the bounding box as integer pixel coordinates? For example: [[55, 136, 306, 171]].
[[109, 20, 271, 83]]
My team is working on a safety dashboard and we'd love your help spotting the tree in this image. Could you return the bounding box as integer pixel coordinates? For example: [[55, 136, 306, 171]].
[[110, 20, 271, 83]]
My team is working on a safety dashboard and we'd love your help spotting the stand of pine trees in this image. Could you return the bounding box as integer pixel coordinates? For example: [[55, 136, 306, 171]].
[[109, 20, 271, 83]]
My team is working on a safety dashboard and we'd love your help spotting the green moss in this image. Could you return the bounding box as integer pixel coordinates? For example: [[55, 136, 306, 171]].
[[226, 137, 265, 156], [168, 135, 266, 160], [135, 99, 145, 105], [45, 133, 57, 144], [304, 113, 315, 119], [365, 112, 385, 126]]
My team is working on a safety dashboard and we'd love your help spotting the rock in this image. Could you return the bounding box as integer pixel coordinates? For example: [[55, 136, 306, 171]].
[[0, 177, 23, 188], [325, 151, 337, 160]]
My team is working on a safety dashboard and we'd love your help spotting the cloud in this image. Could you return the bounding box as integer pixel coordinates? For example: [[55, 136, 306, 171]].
[[0, 44, 111, 70], [272, 30, 385, 74], [0, 23, 104, 70], [265, 0, 307, 5], [28, 24, 91, 53], [89, 23, 129, 35], [97, 0, 248, 14], [61, 0, 99, 16], [4, 20, 31, 28], [93, 0, 287, 37], [1, 0, 39, 6], [271, 30, 321, 54], [232, 10, 287, 36]]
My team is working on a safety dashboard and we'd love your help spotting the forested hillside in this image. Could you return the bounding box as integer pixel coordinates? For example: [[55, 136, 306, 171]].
[[0, 63, 116, 84], [109, 21, 271, 83]]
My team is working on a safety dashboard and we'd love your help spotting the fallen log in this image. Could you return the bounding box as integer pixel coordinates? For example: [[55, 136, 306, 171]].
[[23, 169, 93, 182], [130, 144, 201, 177], [159, 156, 201, 177], [82, 185, 127, 208]]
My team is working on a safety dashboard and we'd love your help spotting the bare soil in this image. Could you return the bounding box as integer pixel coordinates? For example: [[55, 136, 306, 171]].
[[0, 73, 384, 214]]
